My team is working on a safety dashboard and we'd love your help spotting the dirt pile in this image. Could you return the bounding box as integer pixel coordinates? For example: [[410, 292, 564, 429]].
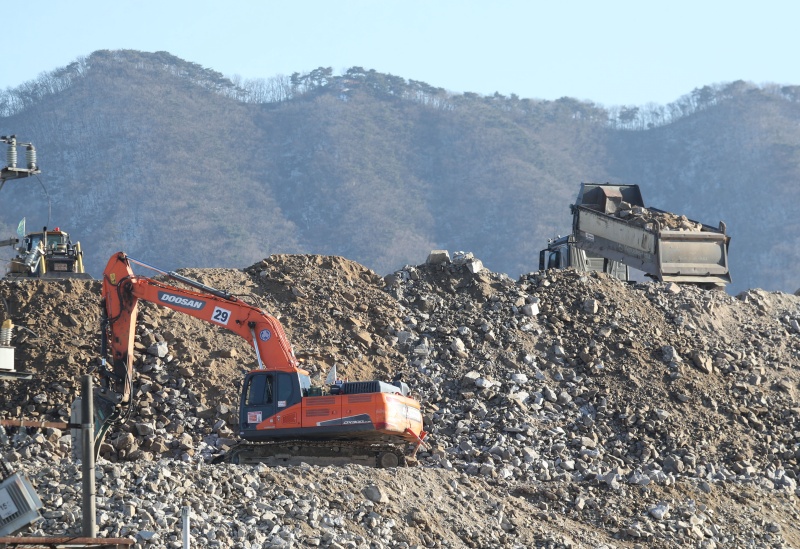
[[1, 252, 800, 548]]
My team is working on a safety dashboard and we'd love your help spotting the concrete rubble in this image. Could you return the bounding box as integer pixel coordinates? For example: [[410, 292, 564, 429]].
[[1, 253, 799, 548], [612, 202, 704, 232]]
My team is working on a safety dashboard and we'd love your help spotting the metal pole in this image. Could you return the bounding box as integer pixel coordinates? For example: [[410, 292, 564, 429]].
[[182, 506, 190, 548], [81, 374, 96, 537]]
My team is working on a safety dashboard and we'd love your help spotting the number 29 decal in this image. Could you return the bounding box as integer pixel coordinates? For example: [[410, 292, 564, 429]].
[[212, 306, 231, 325]]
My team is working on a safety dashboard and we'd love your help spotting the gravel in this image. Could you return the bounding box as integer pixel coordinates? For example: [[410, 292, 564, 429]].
[[1, 251, 799, 547]]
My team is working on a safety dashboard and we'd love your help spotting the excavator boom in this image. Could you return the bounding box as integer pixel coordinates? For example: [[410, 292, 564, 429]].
[[96, 252, 426, 466], [101, 252, 298, 404]]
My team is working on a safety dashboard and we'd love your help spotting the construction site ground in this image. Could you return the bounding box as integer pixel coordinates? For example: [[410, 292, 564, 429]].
[[1, 252, 799, 548]]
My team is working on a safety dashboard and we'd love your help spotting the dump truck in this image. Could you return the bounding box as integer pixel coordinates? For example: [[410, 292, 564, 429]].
[[540, 183, 731, 288]]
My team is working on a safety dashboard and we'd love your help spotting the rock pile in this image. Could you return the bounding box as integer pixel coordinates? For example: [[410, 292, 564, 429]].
[[1, 252, 800, 547], [610, 202, 704, 231]]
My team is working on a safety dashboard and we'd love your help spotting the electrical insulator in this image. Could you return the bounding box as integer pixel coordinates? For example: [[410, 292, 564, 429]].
[[6, 138, 17, 168], [0, 319, 13, 346], [26, 145, 37, 170], [0, 458, 14, 480]]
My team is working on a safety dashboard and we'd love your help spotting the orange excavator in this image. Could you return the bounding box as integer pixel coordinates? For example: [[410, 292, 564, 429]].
[[96, 252, 427, 467]]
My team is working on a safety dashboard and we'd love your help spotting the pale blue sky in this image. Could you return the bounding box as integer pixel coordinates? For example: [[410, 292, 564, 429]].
[[3, 0, 797, 107]]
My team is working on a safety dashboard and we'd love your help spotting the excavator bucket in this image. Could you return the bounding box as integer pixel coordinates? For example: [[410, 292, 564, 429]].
[[71, 392, 119, 460], [91, 393, 120, 458]]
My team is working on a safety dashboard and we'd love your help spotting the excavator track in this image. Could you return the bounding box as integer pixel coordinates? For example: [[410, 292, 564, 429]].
[[214, 439, 409, 468]]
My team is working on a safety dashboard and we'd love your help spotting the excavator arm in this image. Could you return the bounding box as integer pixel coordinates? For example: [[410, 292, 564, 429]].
[[93, 252, 427, 466], [95, 253, 301, 449]]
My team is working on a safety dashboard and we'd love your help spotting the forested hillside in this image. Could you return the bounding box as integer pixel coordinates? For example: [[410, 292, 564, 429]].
[[1, 49, 799, 294], [608, 85, 800, 294]]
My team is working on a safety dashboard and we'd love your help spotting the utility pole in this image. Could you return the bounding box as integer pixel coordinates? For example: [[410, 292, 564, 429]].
[[81, 375, 96, 537]]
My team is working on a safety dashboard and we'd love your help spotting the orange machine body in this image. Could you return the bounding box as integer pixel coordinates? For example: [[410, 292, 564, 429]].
[[100, 252, 424, 449], [238, 369, 424, 445]]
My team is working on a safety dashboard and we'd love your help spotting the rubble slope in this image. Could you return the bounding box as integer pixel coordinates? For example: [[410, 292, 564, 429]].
[[1, 253, 799, 548]]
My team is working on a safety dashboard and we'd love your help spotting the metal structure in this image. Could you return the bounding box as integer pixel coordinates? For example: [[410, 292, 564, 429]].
[[0, 320, 31, 381], [0, 537, 133, 548], [541, 183, 731, 288], [0, 462, 42, 537], [0, 136, 39, 190], [0, 136, 91, 281], [4, 227, 90, 280]]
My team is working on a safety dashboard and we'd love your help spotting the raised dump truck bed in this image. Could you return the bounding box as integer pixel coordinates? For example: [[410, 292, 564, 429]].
[[571, 183, 731, 287]]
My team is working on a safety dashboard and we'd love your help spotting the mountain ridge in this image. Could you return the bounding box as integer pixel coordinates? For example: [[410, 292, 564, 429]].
[[1, 50, 799, 294]]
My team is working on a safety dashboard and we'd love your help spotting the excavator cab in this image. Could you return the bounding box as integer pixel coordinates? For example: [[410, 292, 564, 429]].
[[239, 370, 311, 437]]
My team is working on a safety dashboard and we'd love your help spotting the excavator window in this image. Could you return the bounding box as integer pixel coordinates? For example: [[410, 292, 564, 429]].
[[276, 373, 294, 407], [245, 374, 274, 405]]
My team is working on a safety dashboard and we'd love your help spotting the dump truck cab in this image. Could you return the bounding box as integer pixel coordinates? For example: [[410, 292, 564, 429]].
[[540, 234, 629, 281]]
